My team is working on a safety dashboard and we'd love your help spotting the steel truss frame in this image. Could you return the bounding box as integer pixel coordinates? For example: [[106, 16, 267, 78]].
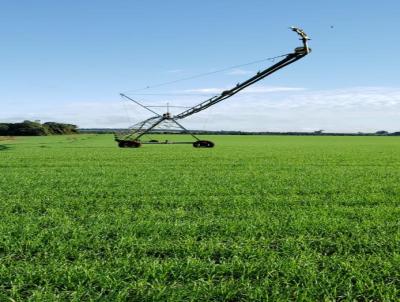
[[116, 27, 311, 148]]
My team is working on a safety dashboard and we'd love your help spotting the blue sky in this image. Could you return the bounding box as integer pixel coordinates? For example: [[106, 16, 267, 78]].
[[1, 1, 400, 131]]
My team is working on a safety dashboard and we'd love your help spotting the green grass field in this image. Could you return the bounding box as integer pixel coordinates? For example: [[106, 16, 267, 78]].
[[0, 134, 399, 301]]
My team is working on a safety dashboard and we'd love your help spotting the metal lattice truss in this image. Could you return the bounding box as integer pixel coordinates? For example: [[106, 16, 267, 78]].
[[116, 27, 311, 147]]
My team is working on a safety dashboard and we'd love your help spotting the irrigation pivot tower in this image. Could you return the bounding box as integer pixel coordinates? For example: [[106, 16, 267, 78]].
[[116, 27, 311, 148]]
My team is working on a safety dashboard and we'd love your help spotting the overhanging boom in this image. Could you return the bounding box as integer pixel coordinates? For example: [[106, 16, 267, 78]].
[[174, 27, 311, 119], [116, 27, 311, 148]]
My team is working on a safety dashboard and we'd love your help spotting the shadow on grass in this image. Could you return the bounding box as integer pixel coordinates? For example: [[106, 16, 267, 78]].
[[0, 145, 11, 151]]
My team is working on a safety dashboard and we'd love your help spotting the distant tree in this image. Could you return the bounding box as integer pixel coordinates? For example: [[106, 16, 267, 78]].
[[0, 121, 78, 136], [313, 129, 324, 135], [0, 123, 10, 135], [43, 122, 78, 134], [389, 131, 400, 136], [8, 120, 49, 136], [375, 130, 389, 135]]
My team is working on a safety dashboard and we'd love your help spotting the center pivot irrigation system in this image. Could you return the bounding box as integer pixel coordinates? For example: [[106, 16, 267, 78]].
[[115, 27, 311, 148]]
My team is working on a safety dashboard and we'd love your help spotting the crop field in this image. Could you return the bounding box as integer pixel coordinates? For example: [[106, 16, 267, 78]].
[[0, 134, 399, 301]]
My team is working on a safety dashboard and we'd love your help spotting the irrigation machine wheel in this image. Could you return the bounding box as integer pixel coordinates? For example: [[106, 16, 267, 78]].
[[118, 140, 141, 148], [193, 140, 215, 148]]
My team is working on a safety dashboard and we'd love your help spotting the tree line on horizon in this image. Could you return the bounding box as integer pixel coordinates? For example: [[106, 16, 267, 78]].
[[80, 128, 400, 136], [1, 121, 399, 136], [0, 120, 78, 136]]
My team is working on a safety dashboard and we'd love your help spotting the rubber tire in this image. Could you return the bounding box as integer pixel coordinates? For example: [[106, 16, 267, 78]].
[[118, 140, 141, 148], [193, 140, 215, 148], [126, 141, 141, 148], [118, 141, 127, 148]]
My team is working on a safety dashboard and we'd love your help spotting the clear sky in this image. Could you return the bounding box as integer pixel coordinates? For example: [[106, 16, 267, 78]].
[[1, 0, 400, 132]]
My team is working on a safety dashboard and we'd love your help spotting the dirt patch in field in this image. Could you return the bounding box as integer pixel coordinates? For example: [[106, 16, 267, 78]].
[[0, 136, 15, 141]]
